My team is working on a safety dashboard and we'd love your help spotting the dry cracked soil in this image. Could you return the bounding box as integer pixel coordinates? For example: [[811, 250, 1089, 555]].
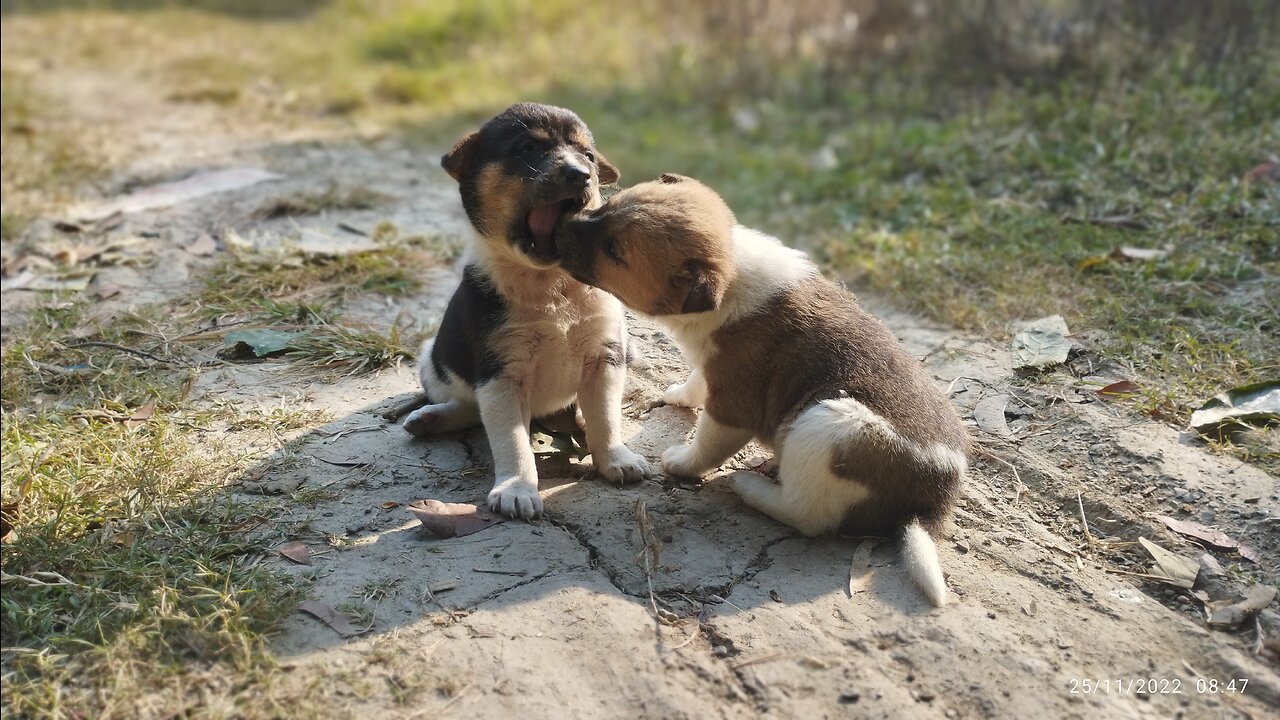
[[2, 50, 1278, 720]]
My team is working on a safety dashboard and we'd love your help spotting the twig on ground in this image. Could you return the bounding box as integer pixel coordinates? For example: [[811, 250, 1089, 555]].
[[63, 340, 178, 365], [731, 653, 786, 671], [1077, 490, 1095, 548], [974, 445, 1026, 503], [635, 499, 664, 643]]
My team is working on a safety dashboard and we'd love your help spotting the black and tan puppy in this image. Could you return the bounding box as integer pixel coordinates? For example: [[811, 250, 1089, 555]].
[[554, 174, 969, 606], [403, 103, 651, 520]]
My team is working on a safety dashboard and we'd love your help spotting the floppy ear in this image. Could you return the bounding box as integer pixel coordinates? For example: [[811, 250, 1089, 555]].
[[441, 132, 478, 182], [595, 151, 620, 185], [660, 173, 692, 184], [680, 261, 724, 314]]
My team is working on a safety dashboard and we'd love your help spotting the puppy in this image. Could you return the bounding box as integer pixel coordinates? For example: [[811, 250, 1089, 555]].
[[403, 103, 652, 520], [554, 174, 969, 606]]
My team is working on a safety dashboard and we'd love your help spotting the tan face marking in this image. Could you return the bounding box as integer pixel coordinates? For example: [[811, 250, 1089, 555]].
[[473, 163, 523, 239], [559, 178, 737, 316]]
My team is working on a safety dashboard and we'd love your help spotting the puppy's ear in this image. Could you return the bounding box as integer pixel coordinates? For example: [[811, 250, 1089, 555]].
[[660, 173, 692, 184], [680, 261, 724, 314], [595, 151, 620, 185], [441, 132, 478, 182]]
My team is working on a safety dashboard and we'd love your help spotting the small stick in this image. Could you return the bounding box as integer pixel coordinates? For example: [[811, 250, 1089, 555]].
[[1077, 490, 1094, 547], [471, 568, 527, 577], [731, 653, 786, 670], [62, 341, 176, 365], [975, 445, 1025, 503]]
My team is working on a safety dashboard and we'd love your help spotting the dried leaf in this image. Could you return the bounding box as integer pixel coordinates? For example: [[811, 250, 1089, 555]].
[[1189, 381, 1280, 433], [278, 541, 313, 566], [847, 539, 880, 596], [1097, 380, 1140, 399], [1022, 598, 1038, 617], [123, 401, 155, 430], [407, 499, 503, 539], [973, 394, 1013, 437], [298, 600, 361, 637], [1138, 537, 1199, 588], [72, 401, 155, 430], [1111, 246, 1168, 261], [1011, 316, 1071, 370], [1243, 161, 1278, 184], [380, 501, 400, 510], [1207, 585, 1277, 630], [1157, 515, 1260, 565]]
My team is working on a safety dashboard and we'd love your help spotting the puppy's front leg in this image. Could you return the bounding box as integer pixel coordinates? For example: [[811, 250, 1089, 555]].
[[475, 379, 542, 519], [579, 347, 652, 485], [663, 367, 707, 408], [662, 413, 753, 478]]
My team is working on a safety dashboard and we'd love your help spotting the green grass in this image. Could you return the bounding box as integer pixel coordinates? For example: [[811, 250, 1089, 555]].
[[0, 400, 302, 717], [198, 245, 433, 317]]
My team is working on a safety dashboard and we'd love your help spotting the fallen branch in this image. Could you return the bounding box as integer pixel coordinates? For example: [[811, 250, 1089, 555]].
[[63, 340, 178, 365]]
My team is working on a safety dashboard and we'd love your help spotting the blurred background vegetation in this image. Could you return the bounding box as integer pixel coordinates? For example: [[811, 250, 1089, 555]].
[[2, 0, 1278, 423]]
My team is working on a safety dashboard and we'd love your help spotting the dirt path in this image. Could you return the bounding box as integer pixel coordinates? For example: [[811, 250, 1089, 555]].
[[4, 50, 1277, 720]]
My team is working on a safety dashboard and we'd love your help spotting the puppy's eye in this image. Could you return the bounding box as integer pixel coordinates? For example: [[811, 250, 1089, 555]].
[[604, 238, 622, 263], [584, 150, 596, 162], [517, 139, 538, 155]]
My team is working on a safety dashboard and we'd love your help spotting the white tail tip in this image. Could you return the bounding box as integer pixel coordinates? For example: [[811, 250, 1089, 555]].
[[902, 522, 947, 607]]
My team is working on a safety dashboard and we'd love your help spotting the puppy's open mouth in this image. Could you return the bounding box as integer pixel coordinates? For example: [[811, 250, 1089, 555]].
[[524, 197, 586, 260]]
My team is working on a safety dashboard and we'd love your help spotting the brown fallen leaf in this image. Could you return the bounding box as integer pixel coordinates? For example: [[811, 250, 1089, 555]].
[[1097, 380, 1140, 399], [298, 600, 361, 637], [1207, 584, 1277, 630], [278, 540, 312, 566], [407, 499, 503, 539], [847, 539, 880, 597], [72, 401, 156, 430], [1138, 537, 1199, 588], [1243, 161, 1278, 184], [380, 501, 400, 510], [1155, 515, 1260, 565], [94, 281, 122, 300]]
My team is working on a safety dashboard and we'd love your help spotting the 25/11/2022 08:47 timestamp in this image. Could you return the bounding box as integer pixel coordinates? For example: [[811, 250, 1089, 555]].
[[1068, 678, 1249, 695]]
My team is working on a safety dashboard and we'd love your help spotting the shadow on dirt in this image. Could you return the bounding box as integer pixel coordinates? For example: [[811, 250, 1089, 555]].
[[226, 359, 940, 661]]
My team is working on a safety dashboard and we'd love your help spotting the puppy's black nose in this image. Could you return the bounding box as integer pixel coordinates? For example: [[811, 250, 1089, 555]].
[[561, 164, 590, 188]]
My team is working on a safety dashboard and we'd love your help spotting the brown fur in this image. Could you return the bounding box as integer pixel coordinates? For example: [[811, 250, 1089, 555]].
[[556, 175, 969, 536], [555, 175, 736, 316]]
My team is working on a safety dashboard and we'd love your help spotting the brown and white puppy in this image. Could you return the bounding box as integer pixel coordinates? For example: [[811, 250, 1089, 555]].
[[403, 103, 652, 520], [554, 174, 969, 606]]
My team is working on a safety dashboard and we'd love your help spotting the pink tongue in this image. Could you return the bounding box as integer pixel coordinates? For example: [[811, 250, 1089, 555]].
[[526, 203, 561, 250]]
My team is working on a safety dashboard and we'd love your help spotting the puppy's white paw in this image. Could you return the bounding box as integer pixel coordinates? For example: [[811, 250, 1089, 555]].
[[597, 445, 653, 485], [487, 477, 543, 520], [663, 381, 703, 408], [662, 444, 707, 478]]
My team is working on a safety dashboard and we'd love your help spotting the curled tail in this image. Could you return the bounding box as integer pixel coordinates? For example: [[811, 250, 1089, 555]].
[[902, 521, 946, 607]]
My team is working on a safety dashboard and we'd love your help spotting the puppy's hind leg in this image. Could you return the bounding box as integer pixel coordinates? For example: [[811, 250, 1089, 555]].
[[732, 403, 873, 536]]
